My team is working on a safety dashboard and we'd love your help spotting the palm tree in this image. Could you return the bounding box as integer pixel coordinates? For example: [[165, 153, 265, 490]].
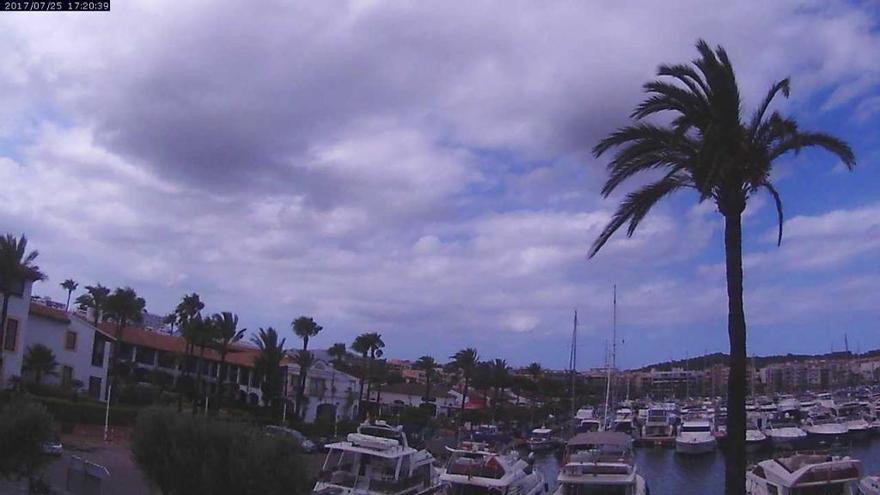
[[328, 342, 347, 366], [526, 362, 543, 385], [251, 327, 287, 410], [172, 293, 204, 396], [489, 359, 510, 421], [413, 355, 438, 404], [0, 234, 45, 356], [103, 287, 145, 391], [589, 40, 855, 494], [351, 334, 371, 415], [211, 312, 246, 403], [75, 284, 110, 326], [22, 344, 58, 385], [363, 333, 384, 417], [291, 316, 322, 418], [60, 279, 78, 311], [450, 348, 479, 415], [292, 349, 315, 418]]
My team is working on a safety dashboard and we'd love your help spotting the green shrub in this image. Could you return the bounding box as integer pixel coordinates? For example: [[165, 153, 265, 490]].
[[0, 399, 54, 493], [131, 407, 309, 495], [36, 396, 139, 426]]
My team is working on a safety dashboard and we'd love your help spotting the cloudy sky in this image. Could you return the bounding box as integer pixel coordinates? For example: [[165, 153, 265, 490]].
[[1, 1, 879, 369]]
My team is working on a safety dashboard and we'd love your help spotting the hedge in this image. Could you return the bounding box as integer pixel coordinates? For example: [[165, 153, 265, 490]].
[[36, 396, 140, 426]]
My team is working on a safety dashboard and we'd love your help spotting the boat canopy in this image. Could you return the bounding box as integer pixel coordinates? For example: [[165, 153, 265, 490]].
[[568, 432, 631, 448]]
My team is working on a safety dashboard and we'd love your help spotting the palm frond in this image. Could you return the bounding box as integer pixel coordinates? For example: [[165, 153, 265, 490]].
[[749, 79, 790, 138], [770, 131, 856, 169], [589, 174, 690, 258], [763, 182, 785, 246]]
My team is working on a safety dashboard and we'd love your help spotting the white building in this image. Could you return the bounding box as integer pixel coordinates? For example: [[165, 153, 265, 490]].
[[26, 302, 113, 400], [286, 359, 360, 423], [367, 382, 460, 417], [0, 271, 40, 387]]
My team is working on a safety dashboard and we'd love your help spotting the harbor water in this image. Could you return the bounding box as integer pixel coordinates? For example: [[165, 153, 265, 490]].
[[529, 439, 880, 494]]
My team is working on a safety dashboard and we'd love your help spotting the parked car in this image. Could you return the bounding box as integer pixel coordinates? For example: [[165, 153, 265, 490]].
[[263, 425, 317, 453], [41, 433, 63, 456]]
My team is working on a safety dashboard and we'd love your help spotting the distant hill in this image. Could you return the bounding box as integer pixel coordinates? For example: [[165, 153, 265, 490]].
[[636, 350, 859, 372]]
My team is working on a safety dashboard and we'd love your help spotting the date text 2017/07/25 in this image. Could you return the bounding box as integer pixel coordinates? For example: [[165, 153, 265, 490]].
[[1, 1, 110, 11]]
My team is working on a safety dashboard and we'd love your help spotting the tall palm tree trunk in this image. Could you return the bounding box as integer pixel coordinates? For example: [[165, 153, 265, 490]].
[[724, 212, 747, 495], [65, 291, 72, 311], [460, 377, 469, 414], [0, 294, 10, 359]]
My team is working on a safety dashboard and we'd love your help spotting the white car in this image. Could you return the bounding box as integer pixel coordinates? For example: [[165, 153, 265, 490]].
[[263, 425, 317, 452]]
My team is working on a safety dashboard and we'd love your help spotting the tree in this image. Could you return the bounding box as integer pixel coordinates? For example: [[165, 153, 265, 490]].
[[60, 279, 78, 311], [22, 345, 58, 385], [131, 407, 308, 495], [451, 348, 479, 415], [351, 334, 371, 412], [413, 355, 438, 404], [0, 399, 54, 494], [172, 293, 205, 410], [351, 332, 384, 419], [75, 284, 110, 326], [104, 287, 146, 392], [328, 342, 347, 366], [252, 327, 287, 410], [292, 350, 315, 417], [212, 312, 246, 403], [526, 362, 543, 385], [0, 234, 45, 364], [489, 359, 510, 421], [588, 40, 855, 494], [291, 316, 322, 418]]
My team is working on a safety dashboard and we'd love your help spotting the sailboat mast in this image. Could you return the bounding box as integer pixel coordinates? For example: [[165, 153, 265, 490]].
[[611, 285, 617, 409], [570, 309, 578, 426]]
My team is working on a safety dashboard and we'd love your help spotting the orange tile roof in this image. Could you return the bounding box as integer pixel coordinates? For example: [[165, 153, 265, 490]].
[[29, 302, 71, 323], [98, 322, 260, 368]]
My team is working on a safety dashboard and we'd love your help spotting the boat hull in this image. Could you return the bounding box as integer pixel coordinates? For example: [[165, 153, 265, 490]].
[[675, 438, 716, 455]]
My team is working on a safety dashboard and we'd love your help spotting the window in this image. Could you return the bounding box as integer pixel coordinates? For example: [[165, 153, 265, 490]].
[[91, 332, 106, 367], [88, 376, 102, 400], [135, 346, 156, 365], [65, 331, 77, 350], [3, 319, 18, 351], [61, 365, 74, 386]]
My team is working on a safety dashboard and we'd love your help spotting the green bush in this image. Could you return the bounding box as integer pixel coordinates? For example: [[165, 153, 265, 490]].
[[131, 408, 309, 495], [36, 396, 139, 426], [0, 399, 54, 493]]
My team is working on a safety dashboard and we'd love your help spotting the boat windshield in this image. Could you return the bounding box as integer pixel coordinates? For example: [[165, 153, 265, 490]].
[[680, 425, 711, 433], [560, 483, 629, 495], [447, 484, 506, 495]]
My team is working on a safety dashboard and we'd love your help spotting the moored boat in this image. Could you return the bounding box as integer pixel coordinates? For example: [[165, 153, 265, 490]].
[[527, 427, 556, 451], [675, 417, 716, 455], [314, 420, 440, 495], [746, 454, 862, 495], [554, 432, 648, 495], [441, 442, 547, 495], [764, 419, 808, 450]]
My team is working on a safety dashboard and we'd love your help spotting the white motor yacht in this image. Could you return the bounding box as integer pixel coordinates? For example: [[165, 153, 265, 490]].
[[527, 427, 555, 451], [833, 402, 871, 440], [441, 442, 547, 495], [746, 454, 862, 495], [764, 419, 808, 450], [803, 409, 848, 445], [574, 407, 601, 433], [675, 417, 716, 455], [313, 420, 441, 495], [554, 432, 648, 495], [641, 406, 673, 440], [612, 408, 636, 436], [746, 418, 767, 453]]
